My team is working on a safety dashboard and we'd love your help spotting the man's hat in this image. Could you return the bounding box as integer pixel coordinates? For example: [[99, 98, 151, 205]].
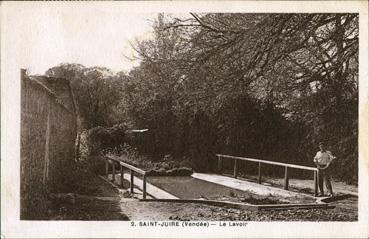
[[319, 142, 325, 146]]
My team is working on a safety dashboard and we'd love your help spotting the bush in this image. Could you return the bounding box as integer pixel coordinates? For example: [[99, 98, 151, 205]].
[[146, 167, 193, 176], [86, 124, 127, 156]]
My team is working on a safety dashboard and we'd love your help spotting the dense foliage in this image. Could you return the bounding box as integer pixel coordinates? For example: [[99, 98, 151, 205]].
[[46, 64, 126, 129], [46, 13, 358, 183]]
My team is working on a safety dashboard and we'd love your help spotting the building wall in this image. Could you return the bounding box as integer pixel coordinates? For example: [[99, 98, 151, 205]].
[[20, 71, 77, 219]]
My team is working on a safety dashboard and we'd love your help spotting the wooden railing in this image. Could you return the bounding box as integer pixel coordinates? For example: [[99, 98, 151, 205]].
[[216, 154, 319, 196], [104, 155, 147, 199]]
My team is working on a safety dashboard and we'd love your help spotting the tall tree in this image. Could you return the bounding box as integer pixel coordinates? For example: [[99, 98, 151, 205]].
[[127, 13, 358, 181], [46, 64, 125, 129]]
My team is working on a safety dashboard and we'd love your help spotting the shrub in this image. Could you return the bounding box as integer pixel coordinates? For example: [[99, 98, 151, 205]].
[[146, 167, 193, 176], [86, 124, 127, 156]]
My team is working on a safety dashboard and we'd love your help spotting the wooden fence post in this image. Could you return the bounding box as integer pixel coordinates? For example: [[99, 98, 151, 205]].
[[217, 156, 222, 174], [233, 159, 238, 178], [258, 162, 262, 184], [284, 166, 289, 190], [130, 169, 134, 193], [111, 162, 116, 182], [105, 160, 109, 177], [75, 133, 81, 161], [143, 174, 147, 199], [314, 170, 318, 196], [120, 165, 124, 188]]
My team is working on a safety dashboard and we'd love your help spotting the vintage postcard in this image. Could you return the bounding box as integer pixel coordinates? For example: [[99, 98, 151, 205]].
[[1, 1, 368, 238]]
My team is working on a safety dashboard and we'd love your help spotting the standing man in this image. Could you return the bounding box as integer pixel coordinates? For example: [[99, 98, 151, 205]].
[[313, 142, 336, 197]]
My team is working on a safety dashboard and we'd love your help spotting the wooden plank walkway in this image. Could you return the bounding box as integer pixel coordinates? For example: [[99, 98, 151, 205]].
[[192, 173, 315, 199]]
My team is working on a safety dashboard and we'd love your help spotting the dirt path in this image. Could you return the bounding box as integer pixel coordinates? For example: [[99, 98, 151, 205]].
[[48, 175, 129, 220], [120, 196, 357, 221]]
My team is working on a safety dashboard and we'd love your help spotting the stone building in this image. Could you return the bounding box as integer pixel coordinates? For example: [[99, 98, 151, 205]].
[[20, 69, 77, 219]]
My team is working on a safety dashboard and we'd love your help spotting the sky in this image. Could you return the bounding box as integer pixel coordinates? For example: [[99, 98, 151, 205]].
[[3, 3, 159, 75]]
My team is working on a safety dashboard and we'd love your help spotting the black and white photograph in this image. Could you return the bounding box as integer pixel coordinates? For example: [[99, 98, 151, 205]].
[[1, 1, 368, 238]]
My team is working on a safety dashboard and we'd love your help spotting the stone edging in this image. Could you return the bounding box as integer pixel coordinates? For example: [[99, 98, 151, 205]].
[[139, 198, 334, 211]]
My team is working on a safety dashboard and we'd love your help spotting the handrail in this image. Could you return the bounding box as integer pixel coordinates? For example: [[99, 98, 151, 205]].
[[104, 154, 147, 199], [216, 154, 319, 196], [106, 155, 146, 175], [216, 154, 317, 171]]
